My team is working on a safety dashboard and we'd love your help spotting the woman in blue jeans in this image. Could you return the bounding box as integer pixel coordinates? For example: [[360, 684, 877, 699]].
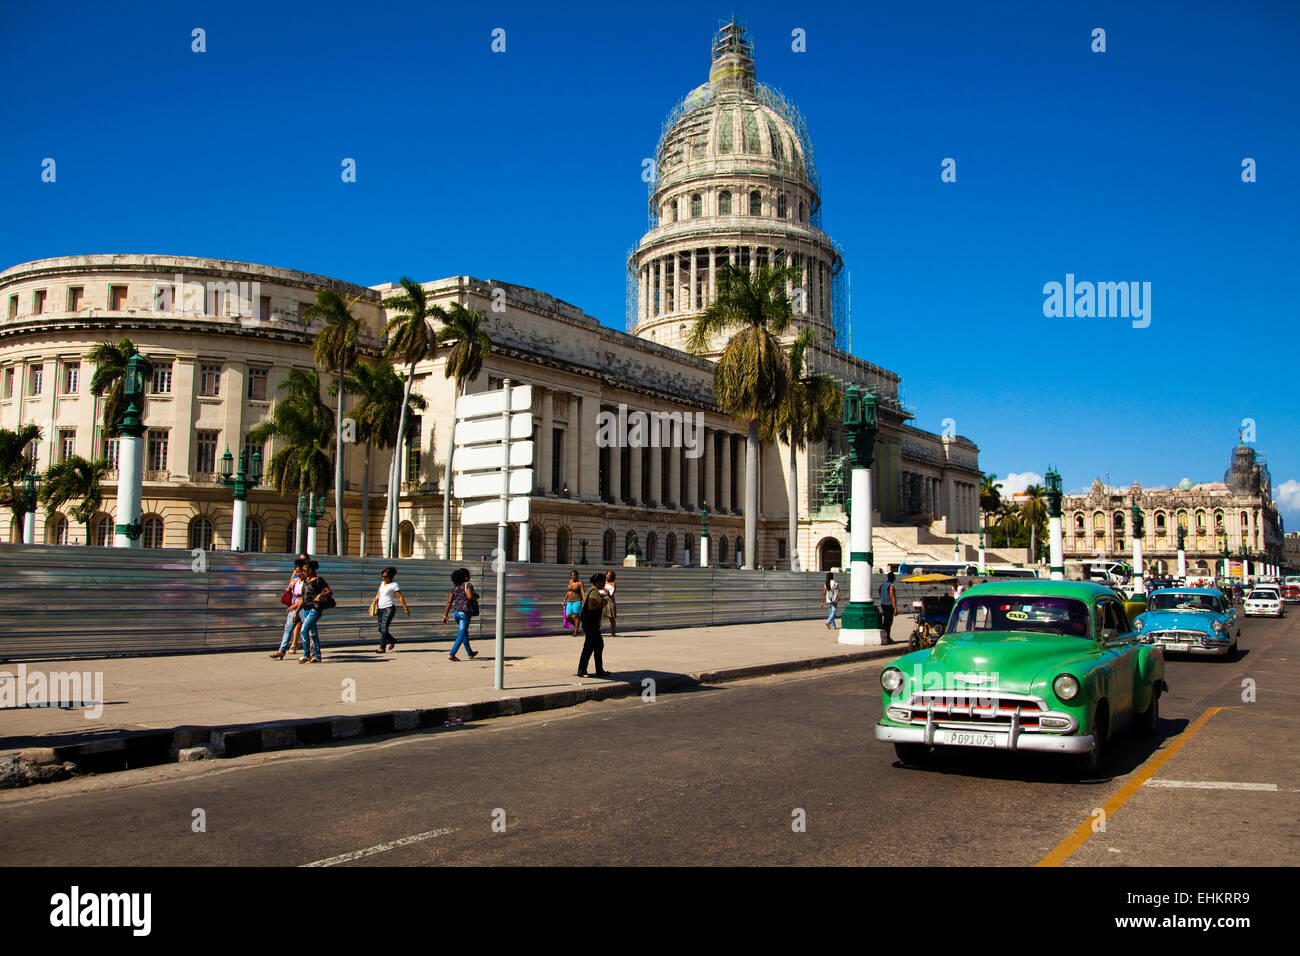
[[441, 567, 479, 662], [298, 561, 333, 663]]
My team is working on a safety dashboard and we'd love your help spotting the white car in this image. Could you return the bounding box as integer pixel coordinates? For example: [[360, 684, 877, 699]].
[[1244, 587, 1284, 618]]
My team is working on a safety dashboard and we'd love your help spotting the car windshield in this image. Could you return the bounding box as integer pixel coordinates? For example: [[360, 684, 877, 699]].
[[1150, 592, 1223, 612], [1250, 589, 1279, 600], [949, 595, 1092, 638]]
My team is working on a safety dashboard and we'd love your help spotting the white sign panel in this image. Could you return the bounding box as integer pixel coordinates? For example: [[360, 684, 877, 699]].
[[454, 413, 533, 447], [454, 440, 534, 473], [456, 385, 533, 421], [454, 469, 534, 499], [460, 497, 532, 526]]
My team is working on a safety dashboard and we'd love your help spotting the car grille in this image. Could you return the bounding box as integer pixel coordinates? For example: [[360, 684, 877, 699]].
[[1150, 629, 1207, 644], [903, 691, 1047, 730]]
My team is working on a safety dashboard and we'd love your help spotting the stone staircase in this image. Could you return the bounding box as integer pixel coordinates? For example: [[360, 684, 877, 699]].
[[871, 520, 1028, 570]]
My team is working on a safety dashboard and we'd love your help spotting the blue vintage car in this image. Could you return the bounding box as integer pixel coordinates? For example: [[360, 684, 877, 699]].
[[1132, 588, 1239, 658]]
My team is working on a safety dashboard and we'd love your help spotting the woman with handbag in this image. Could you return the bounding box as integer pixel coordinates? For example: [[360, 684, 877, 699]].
[[372, 566, 409, 653], [441, 567, 479, 662], [298, 560, 334, 663], [270, 558, 307, 660]]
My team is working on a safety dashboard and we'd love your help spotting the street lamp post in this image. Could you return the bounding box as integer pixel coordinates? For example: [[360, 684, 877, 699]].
[[21, 469, 39, 545], [1176, 525, 1187, 579], [219, 449, 263, 551], [1046, 467, 1065, 581], [977, 523, 986, 576], [1130, 501, 1145, 594], [839, 385, 881, 646], [299, 493, 327, 555], [113, 353, 148, 548], [699, 503, 709, 568]]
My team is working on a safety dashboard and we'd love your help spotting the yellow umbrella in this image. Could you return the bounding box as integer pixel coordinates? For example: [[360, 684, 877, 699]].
[[901, 573, 958, 584]]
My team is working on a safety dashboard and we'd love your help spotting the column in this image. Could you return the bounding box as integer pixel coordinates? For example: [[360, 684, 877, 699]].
[[709, 247, 717, 307], [720, 433, 732, 513], [579, 395, 599, 498], [839, 463, 882, 645], [703, 428, 716, 511], [668, 439, 681, 509], [172, 357, 196, 477], [685, 444, 698, 509], [564, 394, 579, 495], [628, 436, 642, 506], [944, 474, 956, 529], [1049, 512, 1065, 580], [608, 416, 622, 503], [689, 249, 697, 314], [539, 389, 553, 493], [656, 258, 664, 316], [649, 423, 663, 505]]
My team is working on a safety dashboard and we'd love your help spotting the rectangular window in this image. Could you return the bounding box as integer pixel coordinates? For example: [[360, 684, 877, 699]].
[[68, 287, 84, 311], [247, 368, 268, 401], [552, 427, 563, 492], [207, 287, 222, 316], [195, 430, 219, 474], [243, 437, 263, 472], [109, 285, 128, 310], [62, 361, 79, 394], [7, 295, 16, 319], [406, 415, 422, 481], [33, 289, 46, 314], [298, 301, 311, 324], [150, 362, 172, 394], [259, 295, 272, 322], [59, 429, 76, 461], [29, 364, 42, 395], [3, 367, 12, 399], [147, 429, 169, 472], [103, 436, 120, 471], [199, 364, 221, 397]]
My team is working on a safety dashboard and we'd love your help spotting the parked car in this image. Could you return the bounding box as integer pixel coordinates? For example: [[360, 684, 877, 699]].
[[1244, 586, 1285, 618], [874, 580, 1167, 778], [1132, 588, 1239, 659], [1281, 584, 1300, 604]]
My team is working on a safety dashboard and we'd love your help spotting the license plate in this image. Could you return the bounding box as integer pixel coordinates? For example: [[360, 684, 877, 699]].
[[938, 731, 997, 748], [1163, 642, 1191, 652]]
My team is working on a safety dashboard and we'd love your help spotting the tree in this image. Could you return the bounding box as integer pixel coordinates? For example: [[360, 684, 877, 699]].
[[1020, 484, 1048, 561], [381, 278, 443, 559], [40, 455, 110, 545], [996, 504, 1020, 548], [248, 368, 334, 552], [306, 290, 361, 555], [88, 338, 151, 436], [979, 473, 1003, 537], [686, 259, 799, 569], [0, 424, 42, 541], [437, 302, 493, 560], [764, 327, 841, 571], [344, 359, 427, 557]]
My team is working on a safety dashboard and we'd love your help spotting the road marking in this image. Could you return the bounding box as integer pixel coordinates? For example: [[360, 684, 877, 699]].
[[300, 827, 457, 867], [1146, 779, 1277, 791], [1036, 706, 1221, 868]]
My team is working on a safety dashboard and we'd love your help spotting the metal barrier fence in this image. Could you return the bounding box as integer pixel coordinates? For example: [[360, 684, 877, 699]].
[[0, 545, 842, 661]]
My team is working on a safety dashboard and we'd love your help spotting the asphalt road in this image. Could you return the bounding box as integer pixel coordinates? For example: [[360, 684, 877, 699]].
[[1, 611, 1295, 866]]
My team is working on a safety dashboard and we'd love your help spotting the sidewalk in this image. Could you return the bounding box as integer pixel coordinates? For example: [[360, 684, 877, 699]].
[[0, 619, 905, 786]]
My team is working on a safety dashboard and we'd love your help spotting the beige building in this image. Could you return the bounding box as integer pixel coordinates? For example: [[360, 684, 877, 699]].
[[0, 24, 982, 570]]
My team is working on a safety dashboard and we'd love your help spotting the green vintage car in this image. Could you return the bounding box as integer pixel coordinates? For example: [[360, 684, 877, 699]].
[[874, 580, 1167, 776]]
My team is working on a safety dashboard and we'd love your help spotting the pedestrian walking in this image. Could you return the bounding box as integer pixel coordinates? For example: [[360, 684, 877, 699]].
[[298, 560, 334, 663], [576, 572, 610, 677], [880, 571, 897, 643], [821, 572, 839, 629], [602, 569, 617, 638], [563, 570, 585, 635], [269, 557, 307, 659], [372, 566, 409, 653], [442, 567, 479, 662]]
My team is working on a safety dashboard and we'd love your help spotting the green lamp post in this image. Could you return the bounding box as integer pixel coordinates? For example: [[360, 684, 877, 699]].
[[1176, 523, 1187, 579], [1130, 501, 1146, 593], [1046, 467, 1064, 580], [219, 448, 263, 551], [698, 502, 709, 567], [300, 493, 327, 555], [113, 353, 149, 547], [20, 468, 39, 544], [839, 385, 882, 645]]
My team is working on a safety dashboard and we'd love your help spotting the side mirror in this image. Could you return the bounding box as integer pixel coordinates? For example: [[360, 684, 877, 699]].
[[1101, 627, 1119, 643]]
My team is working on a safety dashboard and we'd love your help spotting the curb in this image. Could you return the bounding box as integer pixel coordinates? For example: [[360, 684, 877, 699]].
[[0, 646, 899, 789]]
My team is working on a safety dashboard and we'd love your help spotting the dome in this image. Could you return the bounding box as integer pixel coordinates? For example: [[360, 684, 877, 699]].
[[1178, 478, 1194, 491]]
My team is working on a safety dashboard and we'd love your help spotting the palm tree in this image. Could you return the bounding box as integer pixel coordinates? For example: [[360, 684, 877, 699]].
[[437, 301, 493, 561], [381, 278, 442, 559], [306, 290, 361, 555], [686, 260, 799, 569], [764, 327, 841, 571], [0, 424, 42, 541], [1020, 484, 1048, 561], [979, 473, 1003, 538], [87, 337, 151, 435], [344, 358, 428, 556], [248, 368, 334, 552], [996, 504, 1020, 548], [40, 455, 109, 545]]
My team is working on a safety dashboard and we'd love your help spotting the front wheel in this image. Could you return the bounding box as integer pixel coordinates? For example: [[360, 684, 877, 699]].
[[1073, 710, 1108, 778], [1134, 685, 1160, 736], [894, 743, 931, 767]]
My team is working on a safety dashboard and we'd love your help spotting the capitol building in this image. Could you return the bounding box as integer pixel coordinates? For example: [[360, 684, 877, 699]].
[[0, 23, 982, 570]]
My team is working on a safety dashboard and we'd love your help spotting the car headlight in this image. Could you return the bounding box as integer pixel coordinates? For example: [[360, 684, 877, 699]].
[[1134, 618, 1145, 632], [881, 667, 904, 693], [1053, 673, 1080, 701], [1212, 620, 1226, 632]]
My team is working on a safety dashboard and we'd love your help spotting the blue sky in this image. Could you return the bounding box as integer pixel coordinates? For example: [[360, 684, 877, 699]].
[[2, 1, 1297, 521]]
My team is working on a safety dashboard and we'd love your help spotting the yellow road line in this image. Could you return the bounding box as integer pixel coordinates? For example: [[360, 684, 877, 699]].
[[1036, 706, 1222, 867]]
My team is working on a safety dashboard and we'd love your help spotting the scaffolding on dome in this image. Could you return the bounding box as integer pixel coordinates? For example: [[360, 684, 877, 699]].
[[625, 252, 639, 332]]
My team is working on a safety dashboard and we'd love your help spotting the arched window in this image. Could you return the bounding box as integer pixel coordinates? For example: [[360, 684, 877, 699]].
[[625, 530, 636, 558], [777, 193, 787, 218], [530, 526, 543, 562], [767, 118, 784, 162], [1113, 513, 1124, 533], [399, 521, 414, 558], [718, 536, 729, 565], [690, 194, 701, 218], [735, 536, 744, 565], [666, 532, 677, 565], [798, 200, 805, 222], [245, 518, 263, 553], [1075, 513, 1085, 533], [326, 522, 338, 555], [93, 513, 112, 547], [1093, 512, 1105, 530], [1155, 512, 1167, 534], [683, 533, 694, 565], [143, 515, 165, 549], [603, 529, 616, 563], [718, 190, 731, 215], [556, 526, 571, 564], [717, 109, 734, 153], [646, 532, 658, 564], [188, 517, 214, 551], [1215, 511, 1224, 530], [1196, 510, 1206, 531], [670, 199, 679, 222], [749, 190, 761, 216], [48, 514, 69, 546]]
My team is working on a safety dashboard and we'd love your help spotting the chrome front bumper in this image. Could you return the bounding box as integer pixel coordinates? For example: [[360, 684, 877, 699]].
[[875, 722, 1096, 754]]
